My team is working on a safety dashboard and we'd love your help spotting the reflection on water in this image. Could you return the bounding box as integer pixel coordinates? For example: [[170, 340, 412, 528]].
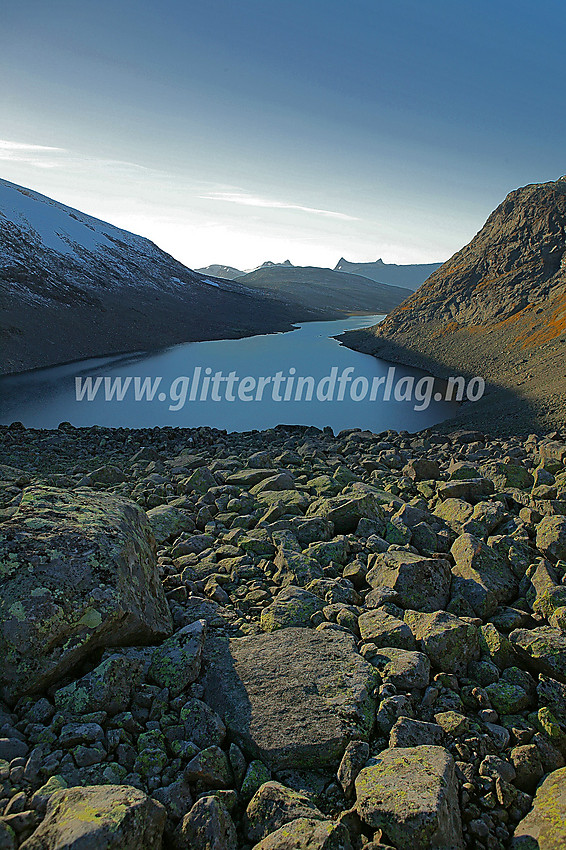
[[0, 315, 460, 432]]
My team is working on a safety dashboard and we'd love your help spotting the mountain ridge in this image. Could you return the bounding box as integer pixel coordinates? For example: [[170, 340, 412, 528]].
[[0, 179, 338, 375]]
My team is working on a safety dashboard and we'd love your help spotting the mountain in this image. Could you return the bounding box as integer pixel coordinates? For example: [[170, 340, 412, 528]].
[[339, 177, 566, 432], [334, 257, 442, 290], [0, 180, 338, 375], [233, 264, 413, 314], [195, 263, 244, 279]]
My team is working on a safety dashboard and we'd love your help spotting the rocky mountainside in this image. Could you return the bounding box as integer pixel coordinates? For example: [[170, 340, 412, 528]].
[[339, 178, 566, 433], [233, 264, 412, 314], [0, 180, 336, 375], [1, 421, 566, 847], [195, 263, 244, 280], [334, 258, 442, 291]]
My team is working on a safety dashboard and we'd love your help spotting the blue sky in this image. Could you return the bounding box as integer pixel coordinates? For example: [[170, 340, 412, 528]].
[[1, 0, 565, 270]]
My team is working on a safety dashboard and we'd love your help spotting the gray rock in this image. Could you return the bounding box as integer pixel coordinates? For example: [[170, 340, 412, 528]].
[[355, 746, 464, 850], [510, 626, 566, 682], [404, 610, 480, 675], [178, 795, 237, 850], [245, 781, 325, 843], [260, 586, 323, 632], [337, 741, 370, 797], [180, 698, 226, 749], [366, 551, 452, 613], [251, 817, 352, 850], [54, 654, 144, 715], [146, 504, 194, 544], [358, 610, 416, 650], [202, 627, 378, 771], [450, 532, 518, 618], [306, 492, 384, 534], [19, 784, 166, 849], [388, 717, 445, 748], [536, 515, 566, 561], [368, 647, 430, 690], [512, 766, 566, 849], [0, 486, 172, 704], [184, 746, 233, 788], [148, 619, 206, 696]]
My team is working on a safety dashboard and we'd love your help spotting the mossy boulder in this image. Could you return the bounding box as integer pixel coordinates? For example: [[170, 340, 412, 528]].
[[306, 492, 384, 534], [148, 619, 206, 696], [0, 487, 172, 704], [510, 626, 566, 682], [536, 516, 566, 562], [145, 504, 195, 544], [358, 609, 416, 650], [252, 817, 352, 850], [19, 784, 166, 849], [404, 610, 480, 676], [54, 654, 144, 715], [245, 781, 325, 843], [450, 532, 519, 618]]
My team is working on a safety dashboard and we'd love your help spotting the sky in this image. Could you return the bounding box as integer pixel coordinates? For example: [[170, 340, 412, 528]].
[[1, 0, 565, 271]]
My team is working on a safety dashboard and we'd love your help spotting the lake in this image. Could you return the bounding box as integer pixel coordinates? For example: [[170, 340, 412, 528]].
[[0, 315, 461, 432]]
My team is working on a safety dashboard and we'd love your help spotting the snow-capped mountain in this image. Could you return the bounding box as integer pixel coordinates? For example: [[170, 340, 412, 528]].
[[0, 179, 334, 374]]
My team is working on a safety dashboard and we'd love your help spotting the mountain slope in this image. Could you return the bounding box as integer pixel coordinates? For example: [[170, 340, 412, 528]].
[[339, 177, 566, 432], [0, 180, 338, 375], [334, 257, 442, 290], [233, 264, 412, 314]]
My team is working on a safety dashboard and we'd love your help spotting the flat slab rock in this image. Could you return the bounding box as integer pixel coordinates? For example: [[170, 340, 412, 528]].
[[0, 487, 172, 704], [202, 626, 378, 771], [355, 745, 464, 850]]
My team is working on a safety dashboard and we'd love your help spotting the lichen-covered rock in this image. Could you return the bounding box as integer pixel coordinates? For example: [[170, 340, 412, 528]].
[[148, 619, 206, 695], [388, 717, 445, 748], [202, 627, 378, 771], [180, 698, 226, 749], [54, 654, 144, 715], [337, 740, 370, 797], [510, 626, 566, 682], [366, 647, 430, 690], [0, 486, 172, 704], [240, 761, 272, 802], [536, 516, 566, 561], [252, 817, 352, 850], [177, 795, 237, 850], [260, 586, 323, 632], [450, 532, 519, 618], [19, 784, 166, 850], [365, 551, 452, 613], [306, 492, 384, 534], [245, 781, 325, 843], [512, 765, 566, 849], [184, 746, 233, 788], [404, 610, 480, 675], [145, 504, 195, 544], [479, 623, 518, 670], [355, 746, 464, 850], [357, 610, 416, 650]]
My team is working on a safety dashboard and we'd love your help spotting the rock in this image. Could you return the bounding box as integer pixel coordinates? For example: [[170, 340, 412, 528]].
[[512, 766, 566, 849], [245, 781, 325, 843], [251, 817, 352, 850], [145, 504, 195, 544], [177, 796, 237, 850], [536, 516, 566, 561], [273, 550, 323, 588], [184, 746, 233, 788], [438, 478, 495, 502], [357, 610, 416, 650], [433, 498, 474, 531], [388, 717, 445, 748], [240, 761, 272, 802], [337, 741, 370, 797], [148, 619, 206, 696], [260, 586, 323, 632], [485, 681, 531, 714], [250, 473, 296, 495], [185, 466, 217, 493], [19, 784, 166, 849], [180, 698, 226, 749], [54, 654, 144, 715], [404, 610, 480, 675], [510, 626, 566, 682], [403, 458, 441, 481], [537, 676, 566, 725], [306, 493, 384, 534], [226, 469, 277, 487], [202, 627, 378, 771], [0, 486, 172, 704], [366, 551, 452, 612], [152, 777, 194, 821], [450, 532, 519, 618], [479, 623, 518, 670], [0, 738, 28, 761], [511, 743, 545, 793], [355, 746, 464, 849], [0, 821, 16, 850], [367, 648, 430, 690]]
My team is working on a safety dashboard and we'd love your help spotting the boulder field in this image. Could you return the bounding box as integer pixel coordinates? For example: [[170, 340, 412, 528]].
[[0, 421, 566, 849]]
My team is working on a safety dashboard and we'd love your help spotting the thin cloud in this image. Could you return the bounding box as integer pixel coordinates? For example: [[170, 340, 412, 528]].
[[200, 190, 359, 221], [0, 139, 67, 169]]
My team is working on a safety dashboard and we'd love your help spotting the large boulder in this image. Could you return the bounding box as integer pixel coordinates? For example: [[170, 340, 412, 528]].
[[512, 766, 566, 849], [252, 818, 352, 850], [306, 492, 384, 534], [0, 487, 172, 704], [365, 551, 452, 612], [260, 586, 324, 632], [202, 627, 378, 771], [19, 785, 166, 849], [245, 781, 325, 843], [404, 610, 480, 676], [536, 516, 566, 561], [510, 626, 566, 683], [450, 533, 519, 618], [355, 746, 464, 849]]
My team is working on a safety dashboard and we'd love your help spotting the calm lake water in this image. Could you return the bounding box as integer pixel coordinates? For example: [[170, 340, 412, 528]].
[[0, 316, 460, 432]]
